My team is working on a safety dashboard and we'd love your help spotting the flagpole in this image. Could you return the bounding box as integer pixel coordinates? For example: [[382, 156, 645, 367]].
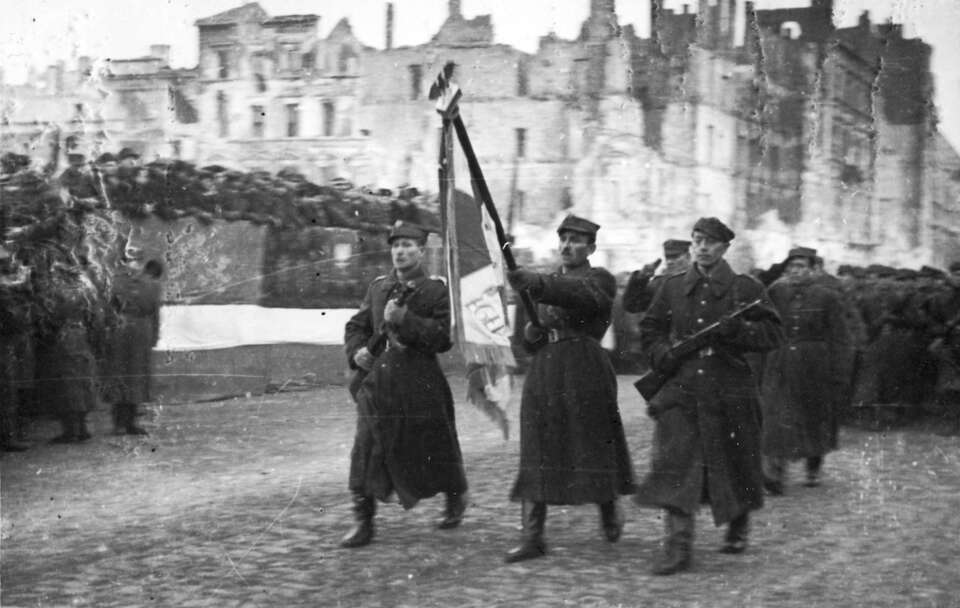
[[429, 62, 541, 328]]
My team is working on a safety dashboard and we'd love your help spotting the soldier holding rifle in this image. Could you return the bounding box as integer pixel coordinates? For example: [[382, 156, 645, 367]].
[[340, 221, 468, 548], [634, 217, 782, 575]]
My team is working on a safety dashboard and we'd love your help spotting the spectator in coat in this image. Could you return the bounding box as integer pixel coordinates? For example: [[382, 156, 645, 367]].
[[760, 247, 850, 494], [636, 217, 782, 575], [503, 214, 635, 563], [340, 222, 468, 548], [105, 255, 163, 436]]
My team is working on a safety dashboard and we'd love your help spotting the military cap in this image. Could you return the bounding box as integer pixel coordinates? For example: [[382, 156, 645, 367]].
[[784, 246, 817, 264], [96, 152, 116, 164], [663, 239, 691, 257], [556, 214, 600, 237], [949, 261, 960, 273], [201, 164, 228, 174], [387, 221, 428, 243], [919, 265, 946, 279], [117, 147, 140, 160], [67, 152, 86, 164], [692, 217, 735, 242]]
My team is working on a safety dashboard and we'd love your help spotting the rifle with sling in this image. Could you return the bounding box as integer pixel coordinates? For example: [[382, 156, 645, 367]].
[[634, 298, 764, 401], [348, 280, 418, 399]]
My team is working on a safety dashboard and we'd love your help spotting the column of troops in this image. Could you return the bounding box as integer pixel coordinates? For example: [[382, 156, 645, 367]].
[[339, 213, 960, 577]]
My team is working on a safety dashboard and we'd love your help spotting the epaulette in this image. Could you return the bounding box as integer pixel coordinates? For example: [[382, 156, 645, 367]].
[[429, 274, 448, 285], [372, 274, 388, 282]]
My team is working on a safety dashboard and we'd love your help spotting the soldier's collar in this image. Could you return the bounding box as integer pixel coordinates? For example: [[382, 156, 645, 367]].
[[684, 259, 734, 296], [391, 264, 427, 284]]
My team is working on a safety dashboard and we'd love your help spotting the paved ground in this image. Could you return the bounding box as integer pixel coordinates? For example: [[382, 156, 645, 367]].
[[2, 375, 959, 608]]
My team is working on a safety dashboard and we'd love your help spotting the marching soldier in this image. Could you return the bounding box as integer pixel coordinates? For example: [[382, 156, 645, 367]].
[[340, 222, 467, 548], [636, 217, 782, 575], [760, 247, 850, 493], [623, 238, 692, 315], [503, 214, 634, 563]]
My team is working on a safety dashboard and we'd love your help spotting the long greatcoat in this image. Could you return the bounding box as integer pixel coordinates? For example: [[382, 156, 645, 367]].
[[761, 278, 849, 459], [105, 267, 162, 404], [34, 272, 100, 418], [637, 260, 782, 525], [510, 262, 635, 505], [343, 265, 467, 509]]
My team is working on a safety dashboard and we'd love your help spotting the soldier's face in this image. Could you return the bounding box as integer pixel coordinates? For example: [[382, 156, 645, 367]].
[[664, 252, 690, 274], [691, 231, 728, 269], [786, 257, 812, 279], [391, 238, 424, 272], [558, 230, 595, 269]]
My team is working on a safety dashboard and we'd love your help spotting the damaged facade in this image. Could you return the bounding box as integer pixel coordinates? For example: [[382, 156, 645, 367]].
[[2, 0, 958, 269]]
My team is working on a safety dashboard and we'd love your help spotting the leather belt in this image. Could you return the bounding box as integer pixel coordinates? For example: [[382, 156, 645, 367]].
[[546, 328, 585, 344]]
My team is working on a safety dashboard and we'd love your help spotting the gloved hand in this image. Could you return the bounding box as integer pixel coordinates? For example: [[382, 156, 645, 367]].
[[353, 346, 374, 371], [717, 314, 743, 338], [383, 299, 408, 324], [523, 322, 545, 343], [507, 268, 543, 293]]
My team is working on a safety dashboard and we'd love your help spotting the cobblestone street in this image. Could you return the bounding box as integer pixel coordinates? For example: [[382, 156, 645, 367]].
[[2, 376, 960, 608]]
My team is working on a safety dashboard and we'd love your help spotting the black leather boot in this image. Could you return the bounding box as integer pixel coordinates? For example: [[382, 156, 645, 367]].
[[340, 494, 375, 548], [720, 512, 749, 554], [504, 501, 547, 563], [599, 501, 623, 542], [651, 509, 693, 575], [122, 403, 149, 436], [804, 456, 823, 487], [75, 413, 91, 441], [51, 415, 78, 443], [438, 492, 467, 530]]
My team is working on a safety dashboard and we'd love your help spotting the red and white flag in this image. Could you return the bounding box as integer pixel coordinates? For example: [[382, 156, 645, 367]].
[[442, 187, 515, 439]]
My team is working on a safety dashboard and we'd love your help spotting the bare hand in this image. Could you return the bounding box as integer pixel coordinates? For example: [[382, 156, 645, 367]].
[[353, 346, 374, 371], [383, 299, 407, 324]]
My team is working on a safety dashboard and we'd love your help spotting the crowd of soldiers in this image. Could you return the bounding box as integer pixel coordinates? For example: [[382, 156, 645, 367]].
[[51, 148, 439, 232], [0, 147, 441, 452], [340, 213, 960, 577], [615, 243, 960, 437]]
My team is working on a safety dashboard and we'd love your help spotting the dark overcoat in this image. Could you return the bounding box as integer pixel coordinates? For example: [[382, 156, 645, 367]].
[[760, 278, 849, 459], [510, 262, 635, 505], [105, 267, 162, 404], [34, 274, 99, 417], [925, 286, 960, 394], [636, 260, 782, 525], [343, 265, 466, 509]]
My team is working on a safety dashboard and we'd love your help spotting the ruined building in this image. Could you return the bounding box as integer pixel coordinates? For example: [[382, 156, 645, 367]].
[[3, 0, 959, 269]]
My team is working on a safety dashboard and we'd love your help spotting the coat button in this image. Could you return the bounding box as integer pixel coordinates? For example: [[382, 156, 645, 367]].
[[697, 318, 704, 324], [697, 368, 704, 375]]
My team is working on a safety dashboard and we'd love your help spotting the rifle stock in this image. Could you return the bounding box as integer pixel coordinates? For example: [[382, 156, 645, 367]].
[[633, 298, 764, 401]]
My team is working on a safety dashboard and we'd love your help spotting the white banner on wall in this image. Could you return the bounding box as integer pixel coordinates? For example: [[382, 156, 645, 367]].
[[156, 305, 357, 351]]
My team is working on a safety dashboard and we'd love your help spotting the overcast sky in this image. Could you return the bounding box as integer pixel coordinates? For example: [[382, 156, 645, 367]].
[[1, 0, 958, 148]]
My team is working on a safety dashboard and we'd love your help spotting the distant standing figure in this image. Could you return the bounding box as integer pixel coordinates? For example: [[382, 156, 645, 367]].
[[106, 257, 163, 435]]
